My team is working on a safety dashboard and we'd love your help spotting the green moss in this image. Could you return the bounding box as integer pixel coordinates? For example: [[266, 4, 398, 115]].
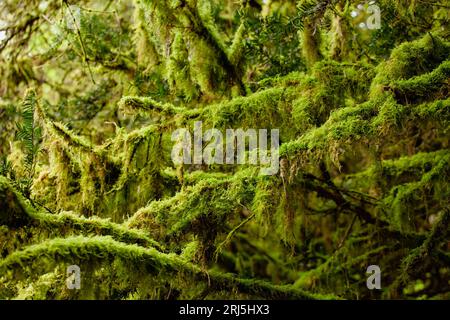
[[119, 96, 185, 117], [0, 236, 334, 299], [391, 60, 450, 102], [0, 176, 161, 249], [300, 19, 323, 68], [0, 176, 32, 228], [382, 152, 450, 231], [280, 91, 448, 161], [344, 150, 450, 191], [390, 208, 450, 296], [127, 169, 258, 240], [370, 34, 450, 98], [2, 7, 449, 299]]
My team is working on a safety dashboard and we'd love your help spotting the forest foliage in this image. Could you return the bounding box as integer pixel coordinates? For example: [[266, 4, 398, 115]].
[[0, 0, 449, 299]]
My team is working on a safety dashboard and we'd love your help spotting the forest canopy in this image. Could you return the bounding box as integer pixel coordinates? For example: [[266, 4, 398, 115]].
[[0, 0, 449, 300]]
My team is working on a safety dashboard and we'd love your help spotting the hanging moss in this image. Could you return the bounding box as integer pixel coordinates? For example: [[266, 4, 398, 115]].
[[382, 152, 449, 231], [0, 176, 161, 249], [1, 1, 449, 300], [133, 0, 246, 101], [0, 236, 336, 300], [300, 19, 323, 68], [389, 208, 450, 297]]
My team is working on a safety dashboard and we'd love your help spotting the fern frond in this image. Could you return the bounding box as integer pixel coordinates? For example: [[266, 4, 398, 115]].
[[14, 89, 42, 194]]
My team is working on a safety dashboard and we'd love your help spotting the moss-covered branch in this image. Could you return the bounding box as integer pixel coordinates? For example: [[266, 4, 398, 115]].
[[119, 96, 185, 117], [390, 207, 450, 295], [391, 60, 450, 102], [0, 176, 161, 249], [0, 236, 337, 300]]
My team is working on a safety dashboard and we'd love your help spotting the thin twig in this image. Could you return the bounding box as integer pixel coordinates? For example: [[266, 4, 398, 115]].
[[64, 0, 96, 84]]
